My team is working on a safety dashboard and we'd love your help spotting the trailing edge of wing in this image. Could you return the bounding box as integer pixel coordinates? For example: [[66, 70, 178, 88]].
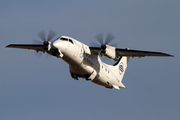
[[6, 44, 44, 52], [116, 48, 174, 57]]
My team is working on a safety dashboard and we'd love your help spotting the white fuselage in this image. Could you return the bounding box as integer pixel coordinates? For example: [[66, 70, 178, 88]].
[[51, 36, 125, 89]]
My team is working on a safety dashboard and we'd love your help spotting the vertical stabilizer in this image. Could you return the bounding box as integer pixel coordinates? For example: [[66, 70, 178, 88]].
[[113, 56, 130, 82]]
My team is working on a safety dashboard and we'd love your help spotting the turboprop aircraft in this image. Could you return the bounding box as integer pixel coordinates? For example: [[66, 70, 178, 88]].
[[6, 30, 174, 90]]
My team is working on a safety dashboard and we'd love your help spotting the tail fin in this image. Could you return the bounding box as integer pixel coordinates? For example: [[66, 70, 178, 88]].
[[113, 56, 130, 82]]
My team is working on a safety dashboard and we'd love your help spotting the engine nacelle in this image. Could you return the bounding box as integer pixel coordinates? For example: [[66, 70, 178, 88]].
[[102, 45, 118, 61]]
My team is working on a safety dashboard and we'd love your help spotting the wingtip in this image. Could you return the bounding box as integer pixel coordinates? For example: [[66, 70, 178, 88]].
[[165, 53, 174, 57], [169, 54, 175, 57], [6, 45, 10, 48]]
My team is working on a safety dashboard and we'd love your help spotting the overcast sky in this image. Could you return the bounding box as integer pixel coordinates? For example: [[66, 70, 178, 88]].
[[1, 0, 180, 120]]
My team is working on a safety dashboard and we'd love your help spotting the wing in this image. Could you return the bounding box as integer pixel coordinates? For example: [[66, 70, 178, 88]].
[[89, 47, 101, 55], [89, 47, 174, 57], [116, 48, 174, 57], [6, 44, 44, 52]]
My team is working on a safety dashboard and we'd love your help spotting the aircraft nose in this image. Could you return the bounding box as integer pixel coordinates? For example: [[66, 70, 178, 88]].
[[52, 40, 61, 49]]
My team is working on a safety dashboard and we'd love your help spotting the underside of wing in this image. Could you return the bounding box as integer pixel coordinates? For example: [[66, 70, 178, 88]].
[[116, 48, 174, 57], [89, 47, 101, 55], [6, 44, 44, 52]]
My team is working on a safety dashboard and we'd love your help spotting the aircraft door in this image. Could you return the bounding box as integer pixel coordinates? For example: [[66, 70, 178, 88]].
[[73, 42, 79, 58]]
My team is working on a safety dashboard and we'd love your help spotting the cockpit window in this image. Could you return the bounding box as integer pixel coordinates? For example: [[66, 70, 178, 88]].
[[60, 37, 74, 44], [69, 39, 74, 44], [60, 37, 68, 41]]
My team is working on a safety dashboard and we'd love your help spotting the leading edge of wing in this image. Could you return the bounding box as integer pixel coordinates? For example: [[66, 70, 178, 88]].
[[6, 44, 44, 52], [89, 47, 174, 57], [116, 48, 174, 57]]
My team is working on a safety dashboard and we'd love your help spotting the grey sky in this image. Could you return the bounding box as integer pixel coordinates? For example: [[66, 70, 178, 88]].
[[1, 0, 179, 120]]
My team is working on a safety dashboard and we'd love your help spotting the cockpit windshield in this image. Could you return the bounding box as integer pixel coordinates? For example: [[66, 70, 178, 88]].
[[60, 37, 68, 41], [59, 37, 74, 44]]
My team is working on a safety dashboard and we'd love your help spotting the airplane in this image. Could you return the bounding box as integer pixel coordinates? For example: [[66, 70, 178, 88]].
[[6, 30, 174, 90]]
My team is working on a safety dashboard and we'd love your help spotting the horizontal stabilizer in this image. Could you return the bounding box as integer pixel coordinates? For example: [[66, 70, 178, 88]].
[[113, 85, 120, 90], [119, 82, 126, 88]]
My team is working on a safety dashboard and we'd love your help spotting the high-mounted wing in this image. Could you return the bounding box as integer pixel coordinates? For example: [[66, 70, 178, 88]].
[[89, 47, 101, 55], [6, 44, 44, 52], [89, 47, 174, 58], [6, 30, 57, 52], [116, 48, 174, 57]]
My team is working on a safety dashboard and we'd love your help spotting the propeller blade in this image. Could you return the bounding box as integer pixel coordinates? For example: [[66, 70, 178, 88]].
[[95, 33, 104, 44], [90, 42, 101, 47], [33, 30, 57, 58], [47, 30, 57, 41], [109, 43, 118, 47], [105, 33, 115, 44], [94, 33, 116, 50], [34, 51, 43, 58], [32, 39, 43, 44], [37, 30, 46, 41]]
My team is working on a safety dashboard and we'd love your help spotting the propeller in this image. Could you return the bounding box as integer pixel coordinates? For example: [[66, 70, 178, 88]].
[[37, 30, 57, 50], [33, 30, 57, 57], [91, 33, 117, 62], [94, 33, 116, 51]]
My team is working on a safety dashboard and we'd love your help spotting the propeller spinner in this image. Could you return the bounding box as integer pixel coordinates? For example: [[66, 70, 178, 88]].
[[32, 30, 57, 57]]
